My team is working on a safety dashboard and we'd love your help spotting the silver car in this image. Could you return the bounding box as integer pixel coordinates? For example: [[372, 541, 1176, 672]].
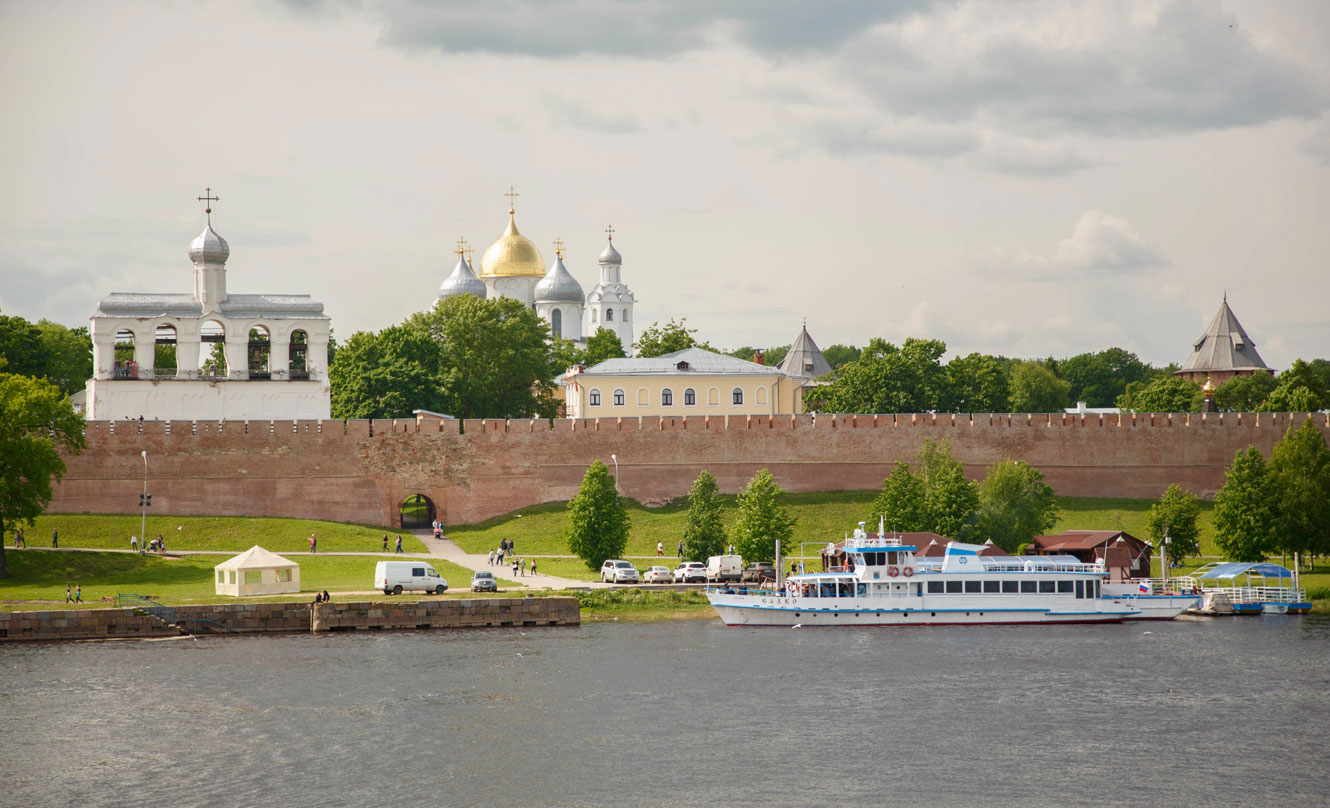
[[600, 560, 640, 584], [471, 570, 498, 592]]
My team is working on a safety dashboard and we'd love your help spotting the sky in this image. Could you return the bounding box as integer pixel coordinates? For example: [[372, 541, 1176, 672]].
[[1, 0, 1327, 369]]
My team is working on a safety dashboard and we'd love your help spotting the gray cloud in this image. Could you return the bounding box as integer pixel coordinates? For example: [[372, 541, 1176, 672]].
[[543, 92, 643, 134], [979, 210, 1168, 280]]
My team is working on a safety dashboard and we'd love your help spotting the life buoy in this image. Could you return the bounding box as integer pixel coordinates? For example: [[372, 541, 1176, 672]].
[[887, 566, 900, 578], [902, 567, 914, 578], [786, 581, 800, 597]]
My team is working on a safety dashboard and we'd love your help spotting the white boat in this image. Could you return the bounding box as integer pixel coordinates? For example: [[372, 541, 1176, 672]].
[[1176, 562, 1310, 616], [1101, 580, 1203, 621], [707, 525, 1155, 627]]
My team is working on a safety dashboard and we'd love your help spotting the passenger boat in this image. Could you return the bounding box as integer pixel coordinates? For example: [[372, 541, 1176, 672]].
[[706, 523, 1193, 627]]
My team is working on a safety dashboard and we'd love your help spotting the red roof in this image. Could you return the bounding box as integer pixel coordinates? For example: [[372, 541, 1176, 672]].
[[1031, 531, 1147, 552]]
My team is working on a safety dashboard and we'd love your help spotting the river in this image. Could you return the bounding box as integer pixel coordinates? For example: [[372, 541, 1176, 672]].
[[2, 614, 1328, 807]]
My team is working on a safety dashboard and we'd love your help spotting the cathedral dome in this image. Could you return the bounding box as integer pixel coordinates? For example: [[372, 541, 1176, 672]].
[[480, 210, 545, 278], [189, 223, 230, 265], [534, 254, 585, 303], [598, 239, 621, 265], [438, 256, 487, 300]]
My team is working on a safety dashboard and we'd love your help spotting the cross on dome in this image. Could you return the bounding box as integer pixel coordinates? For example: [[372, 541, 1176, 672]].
[[553, 237, 565, 259], [605, 224, 615, 242], [505, 185, 519, 213], [455, 237, 467, 257], [197, 187, 220, 224]]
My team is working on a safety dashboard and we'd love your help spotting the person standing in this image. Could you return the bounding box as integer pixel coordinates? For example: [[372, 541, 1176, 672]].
[[394, 535, 403, 554], [512, 557, 519, 578], [130, 535, 138, 553], [521, 558, 527, 577], [52, 528, 58, 548], [309, 534, 317, 553]]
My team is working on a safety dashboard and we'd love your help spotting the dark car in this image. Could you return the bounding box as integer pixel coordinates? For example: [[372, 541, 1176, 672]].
[[741, 562, 777, 583]]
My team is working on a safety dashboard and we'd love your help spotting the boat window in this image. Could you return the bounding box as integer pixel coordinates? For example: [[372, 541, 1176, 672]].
[[945, 581, 963, 594], [914, 583, 922, 595], [876, 552, 886, 566], [1091, 581, 1100, 598], [1039, 581, 1056, 594], [862, 553, 875, 567], [1021, 581, 1037, 593], [820, 582, 835, 598], [856, 584, 866, 596], [983, 580, 1000, 594], [1057, 580, 1073, 594], [1002, 580, 1019, 594], [965, 581, 982, 593], [927, 581, 944, 594], [1075, 580, 1085, 599], [887, 552, 897, 565], [838, 582, 852, 598]]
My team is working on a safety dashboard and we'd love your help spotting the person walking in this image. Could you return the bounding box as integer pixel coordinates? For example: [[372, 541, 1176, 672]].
[[657, 541, 663, 557], [309, 534, 317, 553], [488, 549, 495, 566], [512, 557, 519, 578], [530, 559, 538, 576], [497, 547, 505, 566], [65, 584, 73, 603], [52, 528, 58, 548], [158, 535, 166, 556], [521, 558, 528, 577], [394, 535, 403, 554], [677, 541, 683, 558], [382, 534, 389, 553], [74, 584, 82, 604]]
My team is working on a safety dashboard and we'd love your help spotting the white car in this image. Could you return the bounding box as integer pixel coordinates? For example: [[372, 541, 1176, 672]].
[[673, 562, 706, 583], [642, 565, 673, 584], [600, 559, 640, 584]]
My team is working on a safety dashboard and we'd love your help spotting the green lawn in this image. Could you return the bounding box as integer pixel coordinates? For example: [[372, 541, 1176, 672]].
[[0, 551, 517, 610], [19, 514, 428, 555]]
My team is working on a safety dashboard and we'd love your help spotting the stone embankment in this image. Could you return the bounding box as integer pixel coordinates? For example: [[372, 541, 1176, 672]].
[[0, 597, 579, 643]]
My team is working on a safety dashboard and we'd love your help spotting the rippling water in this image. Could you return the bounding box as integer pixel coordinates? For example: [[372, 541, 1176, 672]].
[[2, 615, 1329, 807]]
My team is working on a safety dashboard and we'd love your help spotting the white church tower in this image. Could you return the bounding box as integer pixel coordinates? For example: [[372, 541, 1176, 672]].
[[584, 227, 635, 352], [533, 238, 585, 342]]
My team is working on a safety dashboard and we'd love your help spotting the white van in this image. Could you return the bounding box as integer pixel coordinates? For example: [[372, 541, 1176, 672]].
[[706, 554, 743, 583], [375, 560, 449, 595]]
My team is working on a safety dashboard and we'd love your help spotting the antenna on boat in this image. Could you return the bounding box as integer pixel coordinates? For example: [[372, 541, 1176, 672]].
[[878, 515, 885, 538]]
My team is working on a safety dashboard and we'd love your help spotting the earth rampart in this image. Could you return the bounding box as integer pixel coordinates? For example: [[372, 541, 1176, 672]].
[[48, 412, 1330, 528]]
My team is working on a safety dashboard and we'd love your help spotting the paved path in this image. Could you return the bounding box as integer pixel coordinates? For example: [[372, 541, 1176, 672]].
[[411, 529, 610, 591]]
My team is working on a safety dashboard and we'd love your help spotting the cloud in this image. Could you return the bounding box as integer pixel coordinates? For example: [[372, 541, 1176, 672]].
[[980, 210, 1168, 279], [1301, 115, 1330, 164], [543, 92, 643, 134]]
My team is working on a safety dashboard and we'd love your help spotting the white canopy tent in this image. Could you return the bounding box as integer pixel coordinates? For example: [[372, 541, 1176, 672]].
[[214, 546, 301, 597]]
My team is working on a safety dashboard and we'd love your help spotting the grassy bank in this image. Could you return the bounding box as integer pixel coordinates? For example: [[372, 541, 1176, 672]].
[[14, 514, 428, 555], [567, 588, 715, 622], [0, 551, 515, 610]]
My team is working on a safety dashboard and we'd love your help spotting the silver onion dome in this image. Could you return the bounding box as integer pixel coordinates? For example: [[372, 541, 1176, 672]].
[[534, 255, 585, 303], [598, 239, 621, 265], [188, 223, 230, 265], [438, 257, 487, 300]]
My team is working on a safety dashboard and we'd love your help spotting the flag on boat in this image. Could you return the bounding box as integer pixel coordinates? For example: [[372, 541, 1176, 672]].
[[1138, 581, 1150, 594]]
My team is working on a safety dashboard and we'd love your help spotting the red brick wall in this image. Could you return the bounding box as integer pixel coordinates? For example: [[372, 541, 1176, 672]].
[[49, 413, 1330, 529]]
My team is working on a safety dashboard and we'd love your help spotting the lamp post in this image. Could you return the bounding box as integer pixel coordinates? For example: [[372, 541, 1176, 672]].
[[610, 454, 619, 494], [140, 450, 148, 554]]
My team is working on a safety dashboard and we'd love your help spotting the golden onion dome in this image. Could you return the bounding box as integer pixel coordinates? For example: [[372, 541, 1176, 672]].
[[480, 209, 545, 278]]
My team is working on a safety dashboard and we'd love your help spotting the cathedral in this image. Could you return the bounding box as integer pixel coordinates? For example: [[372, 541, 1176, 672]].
[[437, 190, 636, 352]]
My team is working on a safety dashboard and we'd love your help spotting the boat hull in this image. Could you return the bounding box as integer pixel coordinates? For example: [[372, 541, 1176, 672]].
[[708, 592, 1138, 627], [1109, 594, 1200, 621]]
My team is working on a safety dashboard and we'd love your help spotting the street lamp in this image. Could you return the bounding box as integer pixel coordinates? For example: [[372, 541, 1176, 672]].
[[610, 454, 619, 494], [140, 450, 148, 554]]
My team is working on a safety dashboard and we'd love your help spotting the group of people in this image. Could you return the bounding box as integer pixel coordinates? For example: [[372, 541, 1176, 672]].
[[487, 538, 536, 577], [64, 584, 82, 603], [10, 528, 58, 548], [311, 590, 332, 604], [128, 534, 167, 554], [381, 534, 404, 553]]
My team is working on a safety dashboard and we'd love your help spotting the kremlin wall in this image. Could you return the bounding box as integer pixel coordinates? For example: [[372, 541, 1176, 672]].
[[49, 411, 1330, 529]]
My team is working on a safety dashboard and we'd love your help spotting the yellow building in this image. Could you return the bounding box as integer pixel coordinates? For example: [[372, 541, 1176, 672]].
[[563, 347, 805, 418]]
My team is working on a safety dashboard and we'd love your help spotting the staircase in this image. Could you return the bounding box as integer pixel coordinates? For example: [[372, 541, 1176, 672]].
[[117, 594, 236, 635]]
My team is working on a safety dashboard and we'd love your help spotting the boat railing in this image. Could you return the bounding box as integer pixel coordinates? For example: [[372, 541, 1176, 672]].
[[847, 535, 908, 549], [981, 558, 1103, 574], [1118, 578, 1201, 595], [1220, 585, 1308, 604]]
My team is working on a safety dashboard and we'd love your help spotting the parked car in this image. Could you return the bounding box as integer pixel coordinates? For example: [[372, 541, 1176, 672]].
[[642, 565, 673, 584], [471, 570, 498, 592], [741, 562, 777, 583], [601, 559, 640, 584], [706, 554, 744, 583], [375, 560, 448, 595], [673, 562, 707, 583]]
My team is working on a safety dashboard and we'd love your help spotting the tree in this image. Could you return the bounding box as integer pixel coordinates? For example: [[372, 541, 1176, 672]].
[[869, 461, 928, 532], [1009, 361, 1070, 412], [1213, 446, 1279, 563], [1268, 420, 1330, 568], [0, 373, 87, 579], [1214, 371, 1277, 412], [566, 460, 630, 570], [35, 321, 92, 397], [1144, 484, 1203, 565], [329, 326, 444, 419], [973, 460, 1058, 552], [914, 438, 979, 539], [1056, 348, 1151, 408], [730, 469, 795, 562], [1261, 359, 1329, 412], [582, 328, 627, 367], [635, 318, 706, 358], [0, 312, 46, 379], [947, 353, 1011, 413], [822, 344, 860, 370], [1116, 376, 1202, 412], [681, 470, 727, 562], [815, 337, 950, 414]]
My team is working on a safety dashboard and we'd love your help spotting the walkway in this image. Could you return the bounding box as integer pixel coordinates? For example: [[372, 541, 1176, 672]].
[[411, 529, 611, 591]]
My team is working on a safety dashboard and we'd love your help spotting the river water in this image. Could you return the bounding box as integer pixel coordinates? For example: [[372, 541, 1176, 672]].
[[2, 615, 1328, 807]]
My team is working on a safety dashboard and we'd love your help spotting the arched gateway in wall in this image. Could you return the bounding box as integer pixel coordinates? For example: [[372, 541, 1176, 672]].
[[399, 494, 437, 530]]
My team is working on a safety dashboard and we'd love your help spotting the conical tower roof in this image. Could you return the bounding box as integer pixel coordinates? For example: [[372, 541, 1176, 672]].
[[1177, 296, 1271, 375], [778, 324, 833, 379]]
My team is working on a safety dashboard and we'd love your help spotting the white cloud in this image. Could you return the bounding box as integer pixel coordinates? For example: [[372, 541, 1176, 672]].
[[981, 210, 1167, 279]]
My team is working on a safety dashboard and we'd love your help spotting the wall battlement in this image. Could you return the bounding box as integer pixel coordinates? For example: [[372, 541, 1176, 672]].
[[54, 413, 1329, 529]]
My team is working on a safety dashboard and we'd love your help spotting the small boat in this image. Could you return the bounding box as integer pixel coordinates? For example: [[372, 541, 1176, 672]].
[[707, 523, 1149, 627]]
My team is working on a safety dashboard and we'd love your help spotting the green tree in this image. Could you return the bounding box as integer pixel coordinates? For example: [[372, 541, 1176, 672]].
[[1214, 371, 1277, 411], [548, 336, 584, 377], [1056, 348, 1151, 408], [947, 353, 1012, 413], [1261, 359, 1329, 412], [973, 460, 1058, 552], [869, 461, 928, 532], [1213, 446, 1279, 563], [731, 469, 795, 562], [1009, 361, 1071, 412], [914, 438, 979, 539], [1116, 376, 1202, 412], [582, 328, 627, 367], [1268, 420, 1330, 568], [566, 460, 630, 570], [815, 337, 951, 414], [634, 318, 707, 358], [681, 469, 727, 562], [763, 345, 790, 368], [329, 326, 445, 419], [822, 344, 860, 369], [0, 373, 87, 579], [1144, 484, 1203, 565], [34, 321, 92, 396], [0, 312, 45, 378]]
